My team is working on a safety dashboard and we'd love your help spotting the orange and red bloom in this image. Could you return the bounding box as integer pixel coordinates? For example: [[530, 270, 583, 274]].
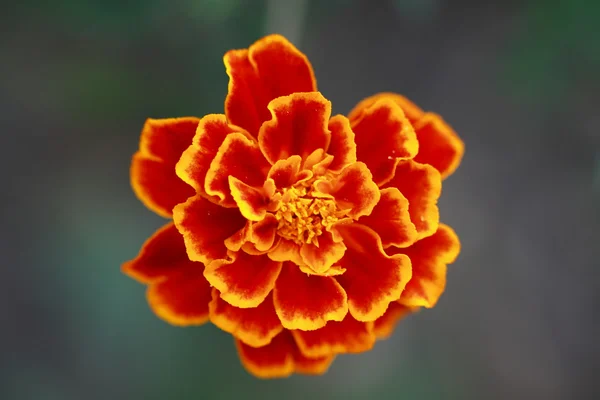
[[123, 34, 463, 378]]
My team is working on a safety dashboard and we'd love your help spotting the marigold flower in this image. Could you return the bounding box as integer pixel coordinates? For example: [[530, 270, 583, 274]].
[[123, 34, 463, 378]]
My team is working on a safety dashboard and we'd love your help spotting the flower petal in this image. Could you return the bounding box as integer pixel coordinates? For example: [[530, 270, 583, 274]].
[[267, 238, 303, 265], [205, 252, 282, 308], [249, 214, 279, 252], [334, 223, 412, 321], [236, 331, 333, 379], [292, 315, 375, 357], [349, 94, 464, 180], [209, 289, 283, 348], [383, 160, 441, 240], [173, 194, 247, 264], [146, 266, 212, 326], [224, 34, 317, 135], [390, 224, 460, 308], [413, 113, 465, 179], [372, 302, 414, 340], [326, 115, 357, 173], [315, 162, 380, 219], [293, 348, 335, 376], [349, 98, 418, 186], [348, 92, 424, 123], [359, 188, 417, 248], [175, 114, 249, 203], [122, 223, 190, 284], [273, 262, 348, 330], [258, 92, 332, 165], [299, 231, 346, 274], [204, 132, 270, 207], [229, 176, 269, 221], [267, 155, 303, 190], [131, 118, 198, 217]]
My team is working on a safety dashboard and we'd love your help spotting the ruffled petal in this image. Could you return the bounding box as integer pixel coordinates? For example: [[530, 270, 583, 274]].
[[326, 115, 357, 173], [372, 302, 414, 340], [248, 214, 279, 252], [315, 162, 380, 219], [383, 160, 441, 240], [348, 92, 424, 123], [209, 289, 283, 347], [292, 315, 375, 357], [273, 262, 348, 330], [349, 93, 464, 180], [359, 188, 417, 248], [267, 238, 303, 265], [205, 132, 270, 207], [229, 176, 269, 221], [293, 348, 335, 376], [299, 231, 346, 274], [122, 223, 190, 284], [224, 223, 250, 252], [131, 118, 198, 217], [205, 252, 282, 308], [413, 113, 465, 179], [390, 224, 460, 308], [349, 98, 418, 186], [258, 92, 332, 165], [146, 266, 212, 326], [236, 331, 333, 379], [173, 194, 247, 264], [334, 223, 412, 321], [175, 114, 249, 203], [224, 34, 317, 135], [267, 155, 304, 190]]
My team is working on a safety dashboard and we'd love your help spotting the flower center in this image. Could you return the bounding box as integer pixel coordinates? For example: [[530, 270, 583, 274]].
[[274, 186, 342, 245]]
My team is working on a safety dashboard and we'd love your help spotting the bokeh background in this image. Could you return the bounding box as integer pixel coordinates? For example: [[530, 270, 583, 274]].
[[2, 0, 599, 399]]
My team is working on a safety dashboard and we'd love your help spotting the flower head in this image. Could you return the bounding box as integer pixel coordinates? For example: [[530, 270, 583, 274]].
[[123, 34, 463, 378]]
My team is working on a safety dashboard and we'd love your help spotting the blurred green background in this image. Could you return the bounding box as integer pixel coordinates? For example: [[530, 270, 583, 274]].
[[2, 0, 599, 399]]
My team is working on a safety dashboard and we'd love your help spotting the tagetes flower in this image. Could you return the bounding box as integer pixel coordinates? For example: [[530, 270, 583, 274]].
[[122, 34, 463, 379]]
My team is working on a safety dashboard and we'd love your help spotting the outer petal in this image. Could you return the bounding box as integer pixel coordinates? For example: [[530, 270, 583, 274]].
[[334, 223, 412, 321], [147, 267, 212, 326], [383, 160, 441, 240], [390, 224, 460, 308], [292, 315, 375, 357], [176, 114, 248, 203], [205, 132, 270, 207], [131, 118, 198, 217], [299, 231, 346, 274], [359, 188, 418, 248], [315, 162, 380, 219], [122, 223, 212, 326], [225, 34, 317, 135], [349, 98, 418, 186], [326, 115, 357, 173], [209, 289, 283, 347], [122, 223, 190, 284], [372, 302, 415, 340], [349, 93, 464, 179], [348, 92, 424, 123], [205, 252, 282, 308], [413, 113, 465, 179], [273, 262, 348, 330], [173, 194, 247, 264], [236, 331, 333, 379], [258, 92, 332, 165]]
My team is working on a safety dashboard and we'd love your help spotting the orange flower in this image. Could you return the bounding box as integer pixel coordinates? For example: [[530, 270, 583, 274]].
[[123, 34, 463, 378]]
